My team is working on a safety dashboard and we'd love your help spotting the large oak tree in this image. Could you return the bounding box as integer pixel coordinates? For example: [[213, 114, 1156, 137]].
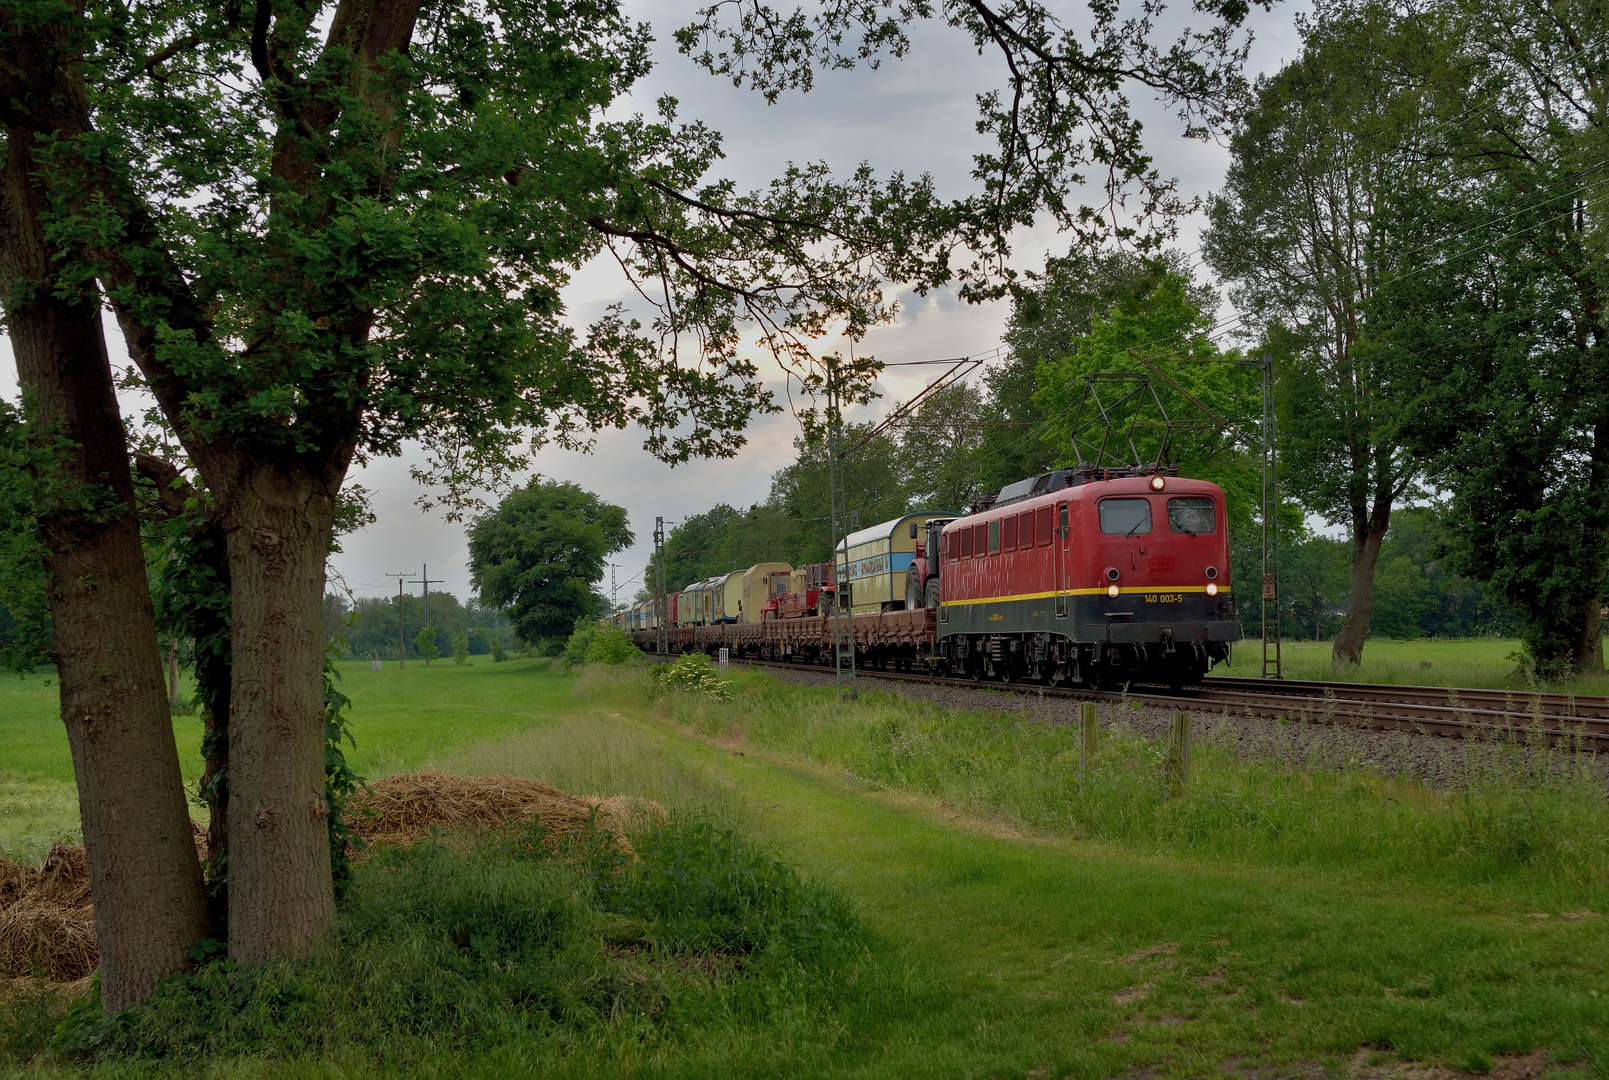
[[1202, 1, 1439, 666], [0, 6, 210, 1010], [1396, 0, 1609, 676]]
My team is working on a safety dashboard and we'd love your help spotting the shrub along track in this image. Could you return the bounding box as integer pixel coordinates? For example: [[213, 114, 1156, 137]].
[[709, 657, 1609, 752]]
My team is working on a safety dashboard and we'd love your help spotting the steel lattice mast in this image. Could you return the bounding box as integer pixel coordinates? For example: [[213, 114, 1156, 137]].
[[826, 354, 858, 701]]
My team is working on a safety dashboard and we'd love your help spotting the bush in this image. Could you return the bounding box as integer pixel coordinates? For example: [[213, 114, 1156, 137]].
[[561, 623, 640, 668], [452, 632, 470, 664], [651, 652, 732, 699], [51, 819, 860, 1065], [598, 819, 858, 962], [490, 637, 506, 662], [414, 624, 439, 665]]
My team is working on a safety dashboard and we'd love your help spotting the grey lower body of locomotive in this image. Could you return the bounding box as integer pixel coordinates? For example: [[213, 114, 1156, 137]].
[[935, 592, 1241, 687]]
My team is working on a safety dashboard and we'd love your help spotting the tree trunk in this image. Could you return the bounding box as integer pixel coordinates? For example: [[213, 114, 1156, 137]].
[[219, 460, 342, 964], [1573, 597, 1605, 675], [136, 453, 232, 930], [0, 13, 209, 1011], [1579, 422, 1609, 675], [1333, 502, 1392, 667]]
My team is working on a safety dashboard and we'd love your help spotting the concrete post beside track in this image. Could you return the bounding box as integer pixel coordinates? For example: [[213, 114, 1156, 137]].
[[1078, 702, 1099, 775], [1167, 711, 1192, 795]]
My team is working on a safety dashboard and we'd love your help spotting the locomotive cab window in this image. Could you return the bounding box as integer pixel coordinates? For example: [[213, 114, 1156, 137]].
[[1167, 496, 1217, 535], [1098, 497, 1152, 536]]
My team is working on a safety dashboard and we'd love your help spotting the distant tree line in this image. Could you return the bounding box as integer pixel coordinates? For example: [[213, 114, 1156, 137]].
[[324, 593, 516, 661]]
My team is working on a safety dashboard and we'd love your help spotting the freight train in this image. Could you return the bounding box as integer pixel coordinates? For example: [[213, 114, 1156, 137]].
[[615, 465, 1241, 688]]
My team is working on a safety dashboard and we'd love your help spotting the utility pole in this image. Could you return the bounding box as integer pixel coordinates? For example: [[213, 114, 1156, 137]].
[[386, 572, 409, 667], [826, 353, 858, 701], [410, 564, 444, 658], [610, 564, 617, 609], [1260, 352, 1282, 679]]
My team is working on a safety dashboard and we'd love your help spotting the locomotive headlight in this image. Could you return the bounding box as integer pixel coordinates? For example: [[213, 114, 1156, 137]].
[[1205, 583, 1218, 596], [1107, 584, 1121, 598], [1150, 475, 1165, 491]]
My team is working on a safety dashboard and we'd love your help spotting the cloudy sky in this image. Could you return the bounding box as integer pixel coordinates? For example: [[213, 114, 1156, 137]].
[[1, 0, 1306, 608]]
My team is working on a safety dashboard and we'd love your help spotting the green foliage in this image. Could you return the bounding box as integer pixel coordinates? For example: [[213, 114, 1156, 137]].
[[768, 426, 913, 547], [598, 819, 858, 961], [0, 402, 52, 673], [651, 652, 734, 699], [414, 624, 439, 666], [337, 591, 509, 661], [1203, 3, 1435, 546], [51, 820, 859, 1063], [469, 480, 631, 645], [561, 623, 640, 667], [489, 636, 506, 663], [323, 624, 365, 903], [1033, 272, 1261, 524], [1360, 0, 1608, 674], [452, 632, 470, 665], [679, 0, 1259, 260], [642, 428, 914, 600]]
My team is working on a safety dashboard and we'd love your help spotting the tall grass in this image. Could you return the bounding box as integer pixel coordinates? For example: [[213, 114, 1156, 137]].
[[640, 674, 1609, 893], [0, 777, 80, 863], [427, 665, 741, 824], [24, 818, 865, 1069]]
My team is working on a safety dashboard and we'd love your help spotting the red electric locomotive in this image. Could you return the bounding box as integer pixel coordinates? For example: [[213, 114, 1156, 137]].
[[907, 466, 1240, 687]]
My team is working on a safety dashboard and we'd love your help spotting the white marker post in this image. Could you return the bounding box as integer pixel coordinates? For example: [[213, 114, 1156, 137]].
[[718, 648, 729, 673]]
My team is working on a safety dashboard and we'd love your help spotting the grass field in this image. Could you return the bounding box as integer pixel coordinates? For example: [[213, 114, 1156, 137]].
[[3, 653, 1607, 1077], [1213, 637, 1609, 695]]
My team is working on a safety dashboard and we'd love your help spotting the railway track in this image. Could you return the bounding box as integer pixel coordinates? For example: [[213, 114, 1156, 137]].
[[718, 657, 1609, 751]]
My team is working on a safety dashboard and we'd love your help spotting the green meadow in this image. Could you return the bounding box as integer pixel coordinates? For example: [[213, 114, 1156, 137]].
[[1213, 637, 1609, 695], [2, 653, 1606, 1077]]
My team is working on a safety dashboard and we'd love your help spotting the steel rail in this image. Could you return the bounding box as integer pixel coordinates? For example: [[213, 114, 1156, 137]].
[[718, 657, 1609, 751], [1204, 675, 1609, 719]]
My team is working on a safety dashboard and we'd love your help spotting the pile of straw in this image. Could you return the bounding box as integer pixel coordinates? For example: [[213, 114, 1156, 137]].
[[345, 771, 666, 853], [1, 843, 96, 985], [3, 820, 204, 988], [0, 776, 660, 986]]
